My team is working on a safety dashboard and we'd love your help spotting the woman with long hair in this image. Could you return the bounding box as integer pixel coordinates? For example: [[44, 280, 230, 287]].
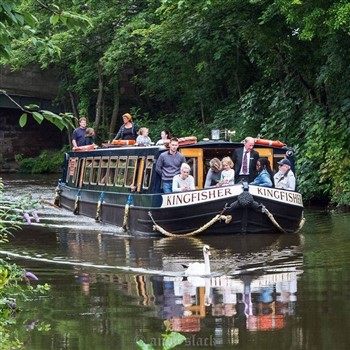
[[250, 157, 274, 187]]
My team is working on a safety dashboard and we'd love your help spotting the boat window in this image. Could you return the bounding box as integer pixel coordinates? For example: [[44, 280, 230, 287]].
[[115, 157, 127, 187], [143, 156, 154, 189], [186, 157, 198, 187], [125, 157, 137, 187], [66, 157, 78, 183], [91, 157, 100, 185], [98, 157, 109, 185], [180, 148, 203, 190], [107, 157, 118, 186], [83, 158, 93, 184]]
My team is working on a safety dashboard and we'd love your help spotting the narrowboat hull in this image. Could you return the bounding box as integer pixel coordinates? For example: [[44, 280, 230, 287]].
[[57, 183, 304, 235], [56, 140, 305, 236]]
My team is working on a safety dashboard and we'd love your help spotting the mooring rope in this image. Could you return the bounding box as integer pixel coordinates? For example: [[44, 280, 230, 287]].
[[148, 208, 232, 237], [260, 204, 287, 233]]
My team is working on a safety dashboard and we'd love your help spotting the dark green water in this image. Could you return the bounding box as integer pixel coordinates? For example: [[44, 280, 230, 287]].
[[1, 175, 350, 349]]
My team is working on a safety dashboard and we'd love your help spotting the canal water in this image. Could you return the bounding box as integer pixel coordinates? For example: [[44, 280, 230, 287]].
[[1, 174, 350, 350]]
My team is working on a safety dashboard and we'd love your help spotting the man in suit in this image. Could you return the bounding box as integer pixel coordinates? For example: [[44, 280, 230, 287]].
[[232, 136, 260, 183]]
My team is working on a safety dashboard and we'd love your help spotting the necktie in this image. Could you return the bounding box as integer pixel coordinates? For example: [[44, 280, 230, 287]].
[[242, 151, 248, 174]]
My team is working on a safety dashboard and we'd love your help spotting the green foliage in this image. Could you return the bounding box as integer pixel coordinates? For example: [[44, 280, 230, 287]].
[[3, 0, 350, 205], [0, 178, 51, 348], [136, 320, 186, 350], [15, 147, 68, 174]]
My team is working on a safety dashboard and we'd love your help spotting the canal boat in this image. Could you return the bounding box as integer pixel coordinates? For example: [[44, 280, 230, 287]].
[[55, 138, 304, 236]]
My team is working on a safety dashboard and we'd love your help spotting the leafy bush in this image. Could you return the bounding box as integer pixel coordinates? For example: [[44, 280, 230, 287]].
[[15, 147, 68, 174]]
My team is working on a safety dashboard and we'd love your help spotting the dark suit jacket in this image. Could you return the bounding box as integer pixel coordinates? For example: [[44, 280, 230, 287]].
[[232, 148, 260, 182]]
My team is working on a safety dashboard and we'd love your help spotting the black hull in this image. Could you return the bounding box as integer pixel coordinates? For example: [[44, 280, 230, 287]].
[[58, 185, 304, 236]]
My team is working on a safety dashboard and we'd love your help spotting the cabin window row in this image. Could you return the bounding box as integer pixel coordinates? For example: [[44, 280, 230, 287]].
[[67, 156, 154, 189]]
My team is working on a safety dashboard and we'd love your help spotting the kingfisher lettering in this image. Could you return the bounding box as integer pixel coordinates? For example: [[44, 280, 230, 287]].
[[252, 187, 303, 206], [161, 186, 241, 208]]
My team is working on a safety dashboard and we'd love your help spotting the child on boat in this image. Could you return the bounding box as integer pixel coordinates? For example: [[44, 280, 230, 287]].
[[136, 127, 152, 146], [216, 157, 235, 186], [84, 128, 96, 145]]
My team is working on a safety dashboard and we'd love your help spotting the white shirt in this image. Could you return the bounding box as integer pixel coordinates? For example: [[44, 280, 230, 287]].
[[220, 169, 235, 185], [172, 174, 195, 192]]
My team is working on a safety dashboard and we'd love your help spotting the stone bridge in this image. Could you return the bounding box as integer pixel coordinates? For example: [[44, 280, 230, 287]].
[[0, 65, 65, 171]]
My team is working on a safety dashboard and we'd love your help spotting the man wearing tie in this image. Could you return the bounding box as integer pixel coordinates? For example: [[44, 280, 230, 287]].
[[232, 137, 260, 183]]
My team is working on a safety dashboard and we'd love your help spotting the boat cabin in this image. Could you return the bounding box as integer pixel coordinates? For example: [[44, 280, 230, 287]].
[[63, 140, 295, 194]]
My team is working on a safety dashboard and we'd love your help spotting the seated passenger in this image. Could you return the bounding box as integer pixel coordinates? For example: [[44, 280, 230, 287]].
[[204, 158, 222, 188], [274, 159, 296, 191], [172, 163, 195, 192], [250, 158, 274, 187], [84, 127, 96, 145], [136, 127, 152, 146], [156, 130, 170, 146], [217, 157, 235, 187]]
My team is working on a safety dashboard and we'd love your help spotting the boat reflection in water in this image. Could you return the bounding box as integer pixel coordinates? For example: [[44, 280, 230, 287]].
[[63, 232, 303, 343]]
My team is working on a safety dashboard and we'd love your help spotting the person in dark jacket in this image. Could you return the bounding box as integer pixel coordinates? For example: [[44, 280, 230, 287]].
[[232, 136, 260, 183], [113, 113, 138, 141]]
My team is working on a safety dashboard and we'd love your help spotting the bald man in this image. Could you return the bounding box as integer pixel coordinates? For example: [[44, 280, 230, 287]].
[[232, 137, 260, 183]]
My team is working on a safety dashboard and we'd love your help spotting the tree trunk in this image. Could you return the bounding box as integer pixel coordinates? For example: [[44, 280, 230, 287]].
[[94, 60, 104, 130], [109, 77, 120, 141]]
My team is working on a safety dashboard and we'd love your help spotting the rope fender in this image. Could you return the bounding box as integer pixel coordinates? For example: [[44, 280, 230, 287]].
[[148, 209, 232, 237], [54, 186, 62, 207], [95, 192, 104, 222], [122, 194, 133, 231], [73, 190, 81, 215]]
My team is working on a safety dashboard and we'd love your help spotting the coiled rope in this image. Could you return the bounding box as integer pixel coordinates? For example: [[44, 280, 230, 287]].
[[148, 209, 232, 237]]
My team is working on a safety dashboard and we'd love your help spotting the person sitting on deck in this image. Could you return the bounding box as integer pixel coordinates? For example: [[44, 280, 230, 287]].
[[172, 163, 195, 192], [136, 127, 152, 146], [156, 130, 171, 146], [84, 128, 96, 145], [216, 157, 235, 187], [204, 158, 222, 188], [274, 159, 296, 191], [250, 157, 274, 187]]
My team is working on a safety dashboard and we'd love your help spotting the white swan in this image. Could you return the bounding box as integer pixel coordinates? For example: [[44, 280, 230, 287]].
[[184, 245, 211, 276]]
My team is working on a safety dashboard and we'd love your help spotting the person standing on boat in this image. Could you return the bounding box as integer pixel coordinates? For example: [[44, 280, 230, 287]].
[[274, 159, 296, 191], [204, 158, 222, 188], [250, 158, 274, 187], [232, 136, 259, 183], [172, 163, 195, 192], [156, 137, 186, 193], [113, 113, 138, 141], [72, 116, 87, 148], [156, 130, 170, 146]]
